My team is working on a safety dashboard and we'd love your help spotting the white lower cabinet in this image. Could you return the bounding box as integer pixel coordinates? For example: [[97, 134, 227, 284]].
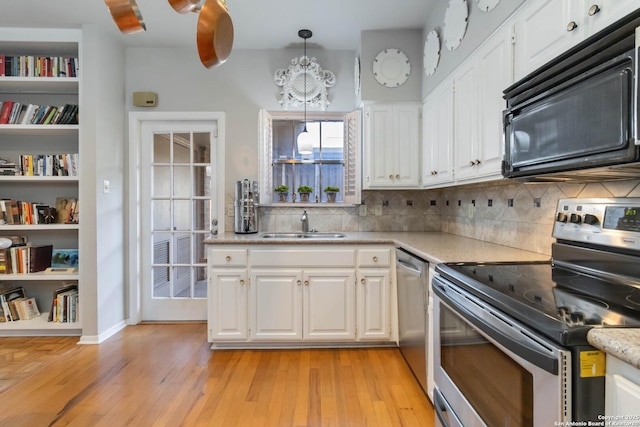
[[249, 268, 356, 342], [357, 268, 391, 340], [606, 355, 640, 417], [208, 245, 393, 347]]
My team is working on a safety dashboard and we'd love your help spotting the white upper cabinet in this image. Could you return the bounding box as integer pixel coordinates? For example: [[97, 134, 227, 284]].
[[363, 103, 421, 189], [513, 0, 640, 81], [422, 79, 454, 187], [513, 0, 584, 81], [452, 25, 511, 183]]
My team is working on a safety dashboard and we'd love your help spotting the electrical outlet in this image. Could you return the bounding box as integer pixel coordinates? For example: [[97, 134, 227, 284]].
[[374, 205, 383, 216], [226, 206, 234, 216], [359, 204, 367, 217]]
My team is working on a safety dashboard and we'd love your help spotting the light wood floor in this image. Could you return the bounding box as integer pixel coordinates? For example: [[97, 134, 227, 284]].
[[0, 323, 434, 426]]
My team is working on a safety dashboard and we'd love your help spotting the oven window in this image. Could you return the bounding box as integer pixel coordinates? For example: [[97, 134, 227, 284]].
[[440, 305, 534, 426]]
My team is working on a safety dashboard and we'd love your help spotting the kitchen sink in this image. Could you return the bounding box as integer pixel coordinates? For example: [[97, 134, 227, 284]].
[[259, 232, 347, 239]]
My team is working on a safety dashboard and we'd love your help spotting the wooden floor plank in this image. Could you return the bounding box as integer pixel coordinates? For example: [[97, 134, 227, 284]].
[[0, 324, 434, 426]]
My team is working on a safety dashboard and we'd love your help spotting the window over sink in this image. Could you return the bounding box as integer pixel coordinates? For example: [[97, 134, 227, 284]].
[[258, 109, 361, 205]]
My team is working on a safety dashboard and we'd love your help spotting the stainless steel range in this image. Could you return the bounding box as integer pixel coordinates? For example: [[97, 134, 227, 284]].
[[432, 198, 640, 426]]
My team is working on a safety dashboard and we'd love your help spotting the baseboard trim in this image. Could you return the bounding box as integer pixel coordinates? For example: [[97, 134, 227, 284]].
[[78, 320, 128, 345]]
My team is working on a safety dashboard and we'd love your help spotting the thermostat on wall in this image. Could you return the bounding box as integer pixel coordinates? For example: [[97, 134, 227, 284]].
[[133, 92, 157, 107]]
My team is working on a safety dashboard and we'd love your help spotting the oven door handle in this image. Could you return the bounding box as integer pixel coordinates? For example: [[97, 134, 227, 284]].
[[434, 387, 463, 427], [433, 277, 559, 375]]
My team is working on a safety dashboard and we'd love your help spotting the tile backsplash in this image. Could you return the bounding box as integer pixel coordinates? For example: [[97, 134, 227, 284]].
[[226, 179, 640, 256]]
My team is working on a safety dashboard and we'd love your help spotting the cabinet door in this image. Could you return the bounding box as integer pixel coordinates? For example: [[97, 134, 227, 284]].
[[453, 59, 479, 181], [209, 269, 248, 341], [606, 357, 640, 417], [249, 269, 302, 341], [422, 80, 454, 186], [303, 269, 356, 341], [364, 104, 421, 188], [475, 27, 512, 179], [364, 104, 395, 188], [513, 0, 583, 81], [357, 269, 391, 341], [394, 105, 421, 187], [588, 0, 640, 35]]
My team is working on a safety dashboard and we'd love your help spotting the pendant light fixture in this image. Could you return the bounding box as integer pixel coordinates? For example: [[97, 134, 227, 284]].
[[296, 29, 314, 155]]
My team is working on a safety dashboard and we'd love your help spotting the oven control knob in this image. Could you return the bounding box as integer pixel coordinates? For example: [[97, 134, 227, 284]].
[[556, 212, 568, 223], [583, 214, 599, 225], [570, 213, 582, 224]]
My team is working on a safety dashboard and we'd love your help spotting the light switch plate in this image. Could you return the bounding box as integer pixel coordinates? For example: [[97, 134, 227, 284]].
[[374, 205, 383, 216], [359, 204, 367, 217]]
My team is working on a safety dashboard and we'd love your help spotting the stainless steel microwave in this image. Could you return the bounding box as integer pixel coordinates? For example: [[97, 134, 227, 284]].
[[502, 11, 640, 181]]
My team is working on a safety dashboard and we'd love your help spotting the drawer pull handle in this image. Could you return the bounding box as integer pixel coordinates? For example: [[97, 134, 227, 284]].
[[389, 174, 394, 180], [239, 280, 245, 285], [361, 278, 366, 284], [373, 256, 378, 262], [395, 174, 400, 180], [225, 256, 231, 262]]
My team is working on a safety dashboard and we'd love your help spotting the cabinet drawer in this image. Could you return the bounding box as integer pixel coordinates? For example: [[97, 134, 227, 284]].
[[357, 248, 391, 267], [250, 249, 356, 267], [210, 249, 247, 267]]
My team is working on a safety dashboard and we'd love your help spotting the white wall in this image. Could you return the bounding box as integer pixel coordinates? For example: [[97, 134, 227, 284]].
[[125, 47, 356, 196], [81, 24, 127, 342], [421, 0, 525, 97]]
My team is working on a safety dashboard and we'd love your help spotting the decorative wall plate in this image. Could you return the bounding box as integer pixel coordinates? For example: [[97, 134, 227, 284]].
[[274, 55, 336, 111], [354, 56, 361, 95], [443, 0, 468, 51], [423, 30, 440, 77], [476, 0, 500, 12], [372, 49, 411, 87]]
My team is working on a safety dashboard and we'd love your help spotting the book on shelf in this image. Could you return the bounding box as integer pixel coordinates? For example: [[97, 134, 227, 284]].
[[48, 283, 78, 323], [0, 198, 77, 225], [1, 55, 78, 78], [0, 101, 78, 125], [18, 153, 79, 176], [0, 287, 26, 322], [0, 244, 52, 274], [0, 288, 41, 322]]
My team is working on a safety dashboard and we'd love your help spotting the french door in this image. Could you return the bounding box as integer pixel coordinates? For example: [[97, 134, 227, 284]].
[[139, 120, 218, 321]]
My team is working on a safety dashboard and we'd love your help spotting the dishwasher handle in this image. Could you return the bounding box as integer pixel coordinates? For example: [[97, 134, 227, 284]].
[[396, 257, 422, 275]]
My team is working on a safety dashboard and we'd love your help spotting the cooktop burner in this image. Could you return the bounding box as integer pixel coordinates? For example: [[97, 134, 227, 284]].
[[436, 260, 640, 346]]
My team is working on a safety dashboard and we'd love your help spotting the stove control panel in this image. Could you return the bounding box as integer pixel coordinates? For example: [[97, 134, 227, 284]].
[[553, 198, 640, 250]]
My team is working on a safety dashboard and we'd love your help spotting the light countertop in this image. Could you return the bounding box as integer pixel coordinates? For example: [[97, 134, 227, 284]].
[[588, 329, 640, 369], [205, 231, 550, 265]]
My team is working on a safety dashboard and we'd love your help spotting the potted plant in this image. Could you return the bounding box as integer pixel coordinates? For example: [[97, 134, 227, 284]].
[[274, 185, 289, 202], [323, 185, 340, 202], [297, 185, 313, 202]]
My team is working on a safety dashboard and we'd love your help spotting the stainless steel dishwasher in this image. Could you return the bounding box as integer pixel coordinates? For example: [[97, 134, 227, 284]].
[[396, 247, 429, 394]]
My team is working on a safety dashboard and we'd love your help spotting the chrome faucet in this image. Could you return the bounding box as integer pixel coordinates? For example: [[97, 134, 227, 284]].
[[301, 209, 309, 233]]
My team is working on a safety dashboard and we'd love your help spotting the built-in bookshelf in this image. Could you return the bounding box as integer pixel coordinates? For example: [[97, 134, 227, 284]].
[[0, 28, 81, 336]]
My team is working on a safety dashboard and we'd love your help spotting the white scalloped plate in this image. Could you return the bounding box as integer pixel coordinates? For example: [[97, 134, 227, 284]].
[[372, 49, 411, 88], [443, 0, 468, 51], [476, 0, 500, 12], [423, 30, 440, 77]]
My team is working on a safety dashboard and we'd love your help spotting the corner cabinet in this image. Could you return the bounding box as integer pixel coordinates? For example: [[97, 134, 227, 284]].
[[363, 103, 421, 189], [0, 28, 82, 336], [207, 244, 394, 348]]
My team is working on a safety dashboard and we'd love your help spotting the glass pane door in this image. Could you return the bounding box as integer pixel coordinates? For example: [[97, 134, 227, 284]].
[[141, 121, 216, 321]]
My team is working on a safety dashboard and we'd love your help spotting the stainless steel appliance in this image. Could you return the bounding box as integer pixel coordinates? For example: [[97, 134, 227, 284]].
[[502, 10, 640, 181], [433, 198, 640, 426], [396, 247, 429, 394], [233, 179, 258, 234]]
